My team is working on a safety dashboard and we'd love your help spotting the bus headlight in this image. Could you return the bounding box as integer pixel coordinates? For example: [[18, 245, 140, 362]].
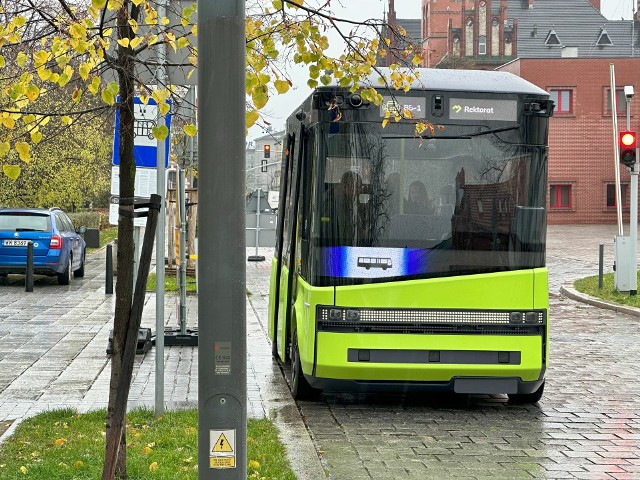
[[329, 309, 343, 321], [509, 312, 524, 324], [525, 311, 539, 324], [345, 309, 361, 321]]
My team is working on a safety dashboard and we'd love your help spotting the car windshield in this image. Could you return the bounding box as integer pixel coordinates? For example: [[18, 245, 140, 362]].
[[0, 213, 50, 232]]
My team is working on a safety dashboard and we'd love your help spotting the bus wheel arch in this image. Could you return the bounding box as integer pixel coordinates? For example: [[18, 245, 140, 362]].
[[289, 325, 320, 401]]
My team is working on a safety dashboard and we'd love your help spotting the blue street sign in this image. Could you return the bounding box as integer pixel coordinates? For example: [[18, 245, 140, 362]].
[[112, 96, 172, 167]]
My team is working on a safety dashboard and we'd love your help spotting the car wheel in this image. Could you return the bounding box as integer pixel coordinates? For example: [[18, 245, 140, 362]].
[[58, 255, 72, 285], [74, 251, 85, 278], [290, 332, 320, 401], [508, 381, 544, 405]]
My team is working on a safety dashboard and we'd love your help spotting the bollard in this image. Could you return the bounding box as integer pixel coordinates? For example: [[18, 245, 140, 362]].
[[598, 243, 604, 289], [25, 241, 34, 292], [106, 244, 113, 295]]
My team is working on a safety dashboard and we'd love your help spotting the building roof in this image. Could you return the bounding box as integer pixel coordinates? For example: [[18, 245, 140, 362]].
[[397, 18, 422, 46], [507, 0, 640, 58]]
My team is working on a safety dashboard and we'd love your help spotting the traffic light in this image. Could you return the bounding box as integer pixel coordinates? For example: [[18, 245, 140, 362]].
[[264, 144, 271, 158], [619, 130, 637, 167]]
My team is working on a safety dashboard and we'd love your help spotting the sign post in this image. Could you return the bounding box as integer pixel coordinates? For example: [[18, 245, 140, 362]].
[[197, 1, 246, 478]]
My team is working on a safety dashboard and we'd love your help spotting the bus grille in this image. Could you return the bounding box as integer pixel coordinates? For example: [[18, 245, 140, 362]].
[[317, 306, 546, 335]]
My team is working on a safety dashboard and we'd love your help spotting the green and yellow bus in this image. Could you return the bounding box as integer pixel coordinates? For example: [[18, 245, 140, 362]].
[[268, 68, 553, 403]]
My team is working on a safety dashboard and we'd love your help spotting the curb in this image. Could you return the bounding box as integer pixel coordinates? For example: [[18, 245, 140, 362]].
[[560, 283, 640, 318]]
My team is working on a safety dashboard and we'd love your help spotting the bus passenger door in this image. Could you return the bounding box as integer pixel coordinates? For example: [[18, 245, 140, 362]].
[[269, 134, 292, 357], [277, 126, 305, 362]]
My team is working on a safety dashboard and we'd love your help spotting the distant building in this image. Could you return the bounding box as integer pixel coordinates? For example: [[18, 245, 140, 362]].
[[246, 131, 284, 194]]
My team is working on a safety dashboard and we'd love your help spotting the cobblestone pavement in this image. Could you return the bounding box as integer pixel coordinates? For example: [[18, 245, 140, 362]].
[[2, 225, 640, 480], [276, 225, 640, 480]]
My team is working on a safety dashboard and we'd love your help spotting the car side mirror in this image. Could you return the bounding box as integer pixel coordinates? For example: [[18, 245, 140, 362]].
[[78, 226, 87, 234]]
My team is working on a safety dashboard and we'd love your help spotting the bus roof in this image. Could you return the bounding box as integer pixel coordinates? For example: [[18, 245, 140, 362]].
[[325, 67, 548, 97]]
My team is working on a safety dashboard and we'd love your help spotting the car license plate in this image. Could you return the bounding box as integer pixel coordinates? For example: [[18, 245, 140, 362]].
[[2, 239, 29, 247]]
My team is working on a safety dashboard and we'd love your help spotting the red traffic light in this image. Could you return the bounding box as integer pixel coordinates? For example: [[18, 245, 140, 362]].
[[619, 130, 637, 167]]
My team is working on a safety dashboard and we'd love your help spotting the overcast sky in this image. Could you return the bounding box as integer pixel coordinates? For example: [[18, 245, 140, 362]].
[[248, 0, 636, 140]]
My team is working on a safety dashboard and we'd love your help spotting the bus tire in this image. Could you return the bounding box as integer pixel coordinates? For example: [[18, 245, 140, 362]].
[[290, 332, 320, 401], [508, 381, 544, 405]]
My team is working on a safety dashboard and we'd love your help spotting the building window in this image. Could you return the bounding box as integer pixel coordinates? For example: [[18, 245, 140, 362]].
[[550, 184, 571, 209], [606, 88, 628, 115], [478, 36, 487, 55], [606, 183, 628, 208], [549, 89, 573, 114]]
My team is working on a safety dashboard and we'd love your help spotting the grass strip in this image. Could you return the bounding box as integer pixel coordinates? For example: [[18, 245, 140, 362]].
[[0, 408, 296, 479], [574, 271, 640, 308], [146, 273, 197, 294]]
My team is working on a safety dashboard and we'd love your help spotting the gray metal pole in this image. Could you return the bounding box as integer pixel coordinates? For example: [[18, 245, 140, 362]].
[[106, 244, 114, 295], [25, 241, 33, 292], [178, 165, 187, 332], [154, 0, 167, 418], [197, 0, 246, 478], [598, 243, 604, 289], [628, 96, 638, 295], [133, 225, 140, 293], [255, 187, 261, 257]]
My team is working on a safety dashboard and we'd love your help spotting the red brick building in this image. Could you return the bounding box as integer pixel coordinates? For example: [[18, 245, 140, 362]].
[[498, 58, 640, 224]]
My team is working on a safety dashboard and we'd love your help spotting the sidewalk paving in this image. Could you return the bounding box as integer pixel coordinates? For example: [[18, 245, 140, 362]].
[[0, 224, 637, 479]]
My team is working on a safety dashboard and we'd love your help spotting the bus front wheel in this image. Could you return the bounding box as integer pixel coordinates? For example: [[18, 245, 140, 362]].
[[508, 381, 544, 405], [290, 333, 320, 401]]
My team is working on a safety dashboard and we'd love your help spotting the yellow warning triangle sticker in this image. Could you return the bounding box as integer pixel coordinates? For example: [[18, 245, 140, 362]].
[[212, 433, 233, 453]]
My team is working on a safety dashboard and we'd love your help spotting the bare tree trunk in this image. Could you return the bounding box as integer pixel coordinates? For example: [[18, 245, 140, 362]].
[[103, 2, 138, 478]]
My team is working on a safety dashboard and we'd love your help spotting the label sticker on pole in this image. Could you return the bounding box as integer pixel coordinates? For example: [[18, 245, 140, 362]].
[[214, 342, 231, 375], [209, 429, 236, 469]]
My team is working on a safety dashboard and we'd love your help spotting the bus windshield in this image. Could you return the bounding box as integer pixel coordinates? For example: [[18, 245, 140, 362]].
[[313, 121, 547, 284]]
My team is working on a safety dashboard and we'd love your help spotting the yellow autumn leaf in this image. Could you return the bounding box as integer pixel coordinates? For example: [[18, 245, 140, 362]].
[[128, 19, 139, 33], [0, 142, 10, 157], [2, 117, 15, 129], [274, 79, 290, 94], [143, 445, 152, 454], [161, 16, 170, 25], [149, 461, 159, 471], [159, 102, 170, 116], [151, 125, 169, 141], [92, 0, 107, 8], [30, 131, 43, 143], [15, 142, 30, 163], [248, 460, 261, 469], [19, 465, 28, 474], [16, 52, 27, 67], [3, 164, 21, 180], [117, 38, 130, 48], [246, 109, 259, 128], [79, 63, 91, 80], [252, 87, 268, 110], [88, 76, 100, 95], [152, 88, 170, 104], [72, 460, 84, 468], [183, 124, 197, 137], [26, 84, 39, 101], [36, 67, 52, 82], [130, 36, 142, 49], [61, 116, 72, 126], [0, 55, 5, 68], [54, 437, 67, 446], [102, 89, 115, 106], [177, 37, 190, 49], [382, 118, 389, 129]]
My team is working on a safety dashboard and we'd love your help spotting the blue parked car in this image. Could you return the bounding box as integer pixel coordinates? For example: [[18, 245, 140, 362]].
[[0, 207, 87, 285]]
